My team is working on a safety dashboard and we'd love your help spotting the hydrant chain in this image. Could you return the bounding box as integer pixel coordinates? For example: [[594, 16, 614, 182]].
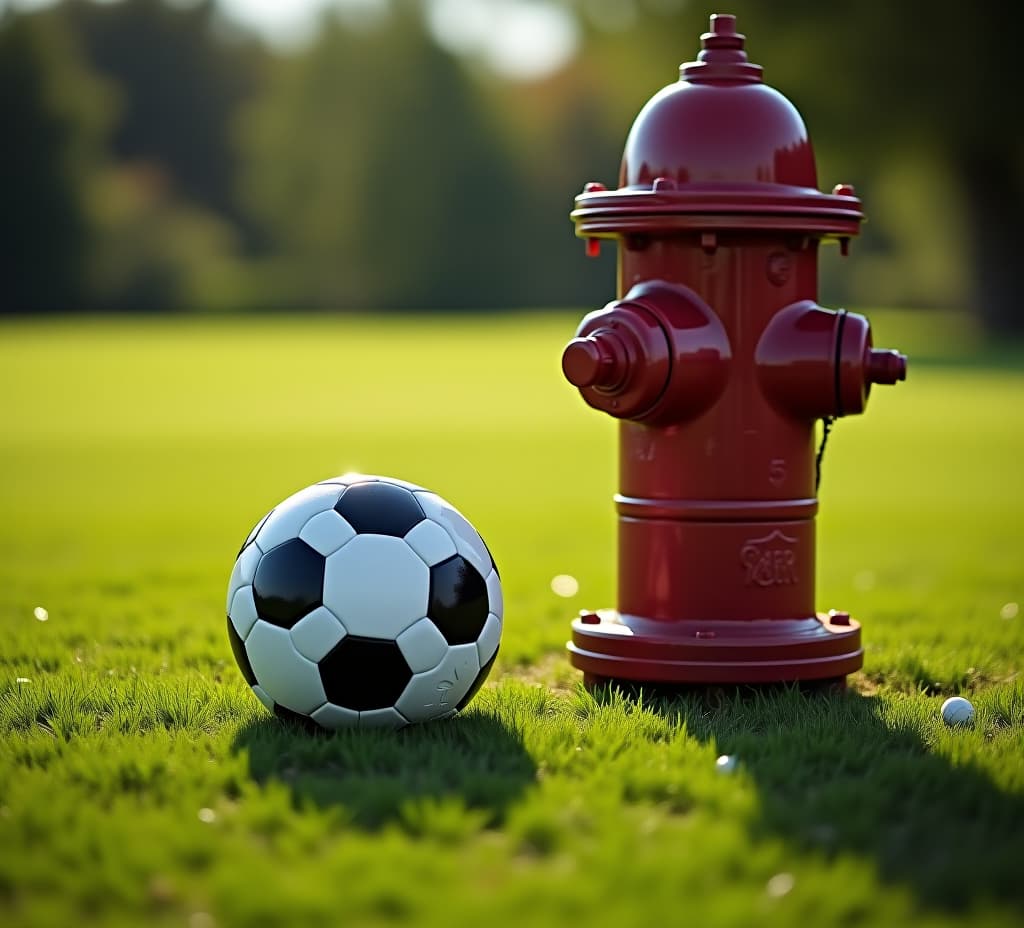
[[815, 417, 835, 491]]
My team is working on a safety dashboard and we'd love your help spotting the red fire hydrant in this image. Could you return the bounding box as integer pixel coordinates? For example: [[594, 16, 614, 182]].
[[563, 13, 906, 687]]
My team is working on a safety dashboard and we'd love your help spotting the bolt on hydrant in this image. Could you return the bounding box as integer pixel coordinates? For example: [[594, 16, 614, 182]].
[[563, 13, 906, 688]]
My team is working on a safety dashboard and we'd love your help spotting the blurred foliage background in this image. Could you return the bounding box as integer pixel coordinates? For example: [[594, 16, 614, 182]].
[[1, 0, 1019, 332]]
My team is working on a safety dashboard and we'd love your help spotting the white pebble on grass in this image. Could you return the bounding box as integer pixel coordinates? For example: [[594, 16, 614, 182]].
[[715, 754, 738, 774], [197, 808, 216, 824], [766, 872, 795, 897], [1000, 602, 1018, 620], [550, 574, 579, 597], [33, 606, 49, 622]]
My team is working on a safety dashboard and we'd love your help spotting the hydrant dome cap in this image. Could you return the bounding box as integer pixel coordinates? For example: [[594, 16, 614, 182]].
[[624, 14, 814, 190], [620, 81, 818, 189], [571, 13, 863, 238]]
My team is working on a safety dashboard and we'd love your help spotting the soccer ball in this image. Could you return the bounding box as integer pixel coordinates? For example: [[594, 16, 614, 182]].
[[225, 474, 502, 729]]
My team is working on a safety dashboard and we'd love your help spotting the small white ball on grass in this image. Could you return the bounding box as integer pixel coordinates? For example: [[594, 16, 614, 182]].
[[715, 754, 738, 774], [941, 696, 975, 727]]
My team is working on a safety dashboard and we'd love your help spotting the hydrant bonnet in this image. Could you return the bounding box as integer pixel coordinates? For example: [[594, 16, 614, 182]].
[[573, 13, 864, 241]]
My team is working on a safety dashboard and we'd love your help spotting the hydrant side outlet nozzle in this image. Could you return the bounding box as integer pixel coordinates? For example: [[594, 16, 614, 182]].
[[564, 281, 731, 424], [756, 304, 909, 419], [563, 14, 907, 688]]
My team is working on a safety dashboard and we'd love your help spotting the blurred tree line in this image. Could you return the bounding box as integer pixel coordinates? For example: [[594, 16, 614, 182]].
[[1, 0, 1019, 332]]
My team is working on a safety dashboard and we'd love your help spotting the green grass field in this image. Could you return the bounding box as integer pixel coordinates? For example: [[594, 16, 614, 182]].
[[1, 311, 1022, 928]]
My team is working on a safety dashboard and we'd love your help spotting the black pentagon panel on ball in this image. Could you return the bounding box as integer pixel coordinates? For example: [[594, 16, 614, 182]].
[[428, 555, 489, 645], [252, 538, 325, 628], [457, 647, 499, 712], [319, 636, 413, 711], [333, 481, 424, 537], [227, 616, 257, 686]]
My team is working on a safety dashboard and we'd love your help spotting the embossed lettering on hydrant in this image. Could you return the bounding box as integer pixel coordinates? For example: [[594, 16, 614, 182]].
[[741, 530, 798, 587]]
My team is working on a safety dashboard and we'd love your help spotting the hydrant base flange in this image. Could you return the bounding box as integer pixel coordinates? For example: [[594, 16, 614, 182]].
[[568, 612, 862, 685]]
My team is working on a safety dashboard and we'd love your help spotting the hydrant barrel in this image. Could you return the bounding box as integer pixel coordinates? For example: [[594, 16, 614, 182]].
[[563, 14, 906, 687]]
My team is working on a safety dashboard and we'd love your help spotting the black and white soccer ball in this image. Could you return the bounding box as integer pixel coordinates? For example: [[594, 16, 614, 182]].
[[226, 474, 502, 729]]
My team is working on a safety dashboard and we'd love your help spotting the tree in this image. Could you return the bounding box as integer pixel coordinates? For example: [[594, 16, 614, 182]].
[[63, 0, 266, 230], [239, 2, 530, 310], [0, 11, 113, 312], [560, 0, 1024, 332]]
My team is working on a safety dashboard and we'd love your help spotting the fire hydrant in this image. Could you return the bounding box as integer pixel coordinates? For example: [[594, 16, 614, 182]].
[[563, 13, 906, 687]]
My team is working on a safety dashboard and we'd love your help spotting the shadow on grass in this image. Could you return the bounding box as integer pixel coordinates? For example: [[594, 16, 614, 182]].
[[231, 708, 536, 830], [598, 682, 1024, 917]]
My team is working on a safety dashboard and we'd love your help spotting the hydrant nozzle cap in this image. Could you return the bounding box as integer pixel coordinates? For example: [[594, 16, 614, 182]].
[[563, 337, 609, 388], [681, 13, 763, 84], [867, 349, 908, 385]]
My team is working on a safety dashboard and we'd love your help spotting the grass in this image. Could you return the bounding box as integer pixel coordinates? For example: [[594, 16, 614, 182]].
[[0, 309, 1022, 928]]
